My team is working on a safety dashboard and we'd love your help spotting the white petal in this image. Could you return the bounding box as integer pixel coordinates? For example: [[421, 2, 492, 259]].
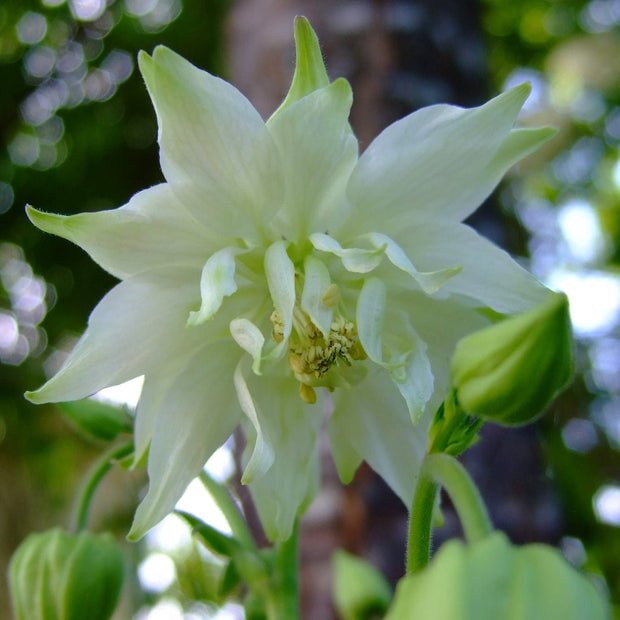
[[357, 279, 434, 421], [242, 376, 322, 541], [234, 362, 274, 484], [329, 367, 429, 506], [128, 343, 241, 540], [356, 277, 387, 364], [347, 84, 532, 230], [395, 220, 549, 313], [26, 267, 204, 404], [389, 319, 434, 424], [301, 255, 333, 339], [26, 185, 214, 280], [138, 47, 282, 240], [310, 233, 383, 273], [230, 318, 265, 375], [394, 290, 490, 414], [264, 241, 295, 342], [187, 247, 245, 326], [366, 232, 461, 294], [266, 79, 357, 238]]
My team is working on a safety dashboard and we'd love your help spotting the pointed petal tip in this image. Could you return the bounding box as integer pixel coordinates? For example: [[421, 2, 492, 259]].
[[137, 49, 153, 74], [24, 389, 40, 404]]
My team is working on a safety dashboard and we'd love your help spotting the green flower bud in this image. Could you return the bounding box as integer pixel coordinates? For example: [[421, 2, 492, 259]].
[[386, 532, 609, 620], [451, 292, 573, 425], [333, 550, 392, 620], [9, 528, 124, 620]]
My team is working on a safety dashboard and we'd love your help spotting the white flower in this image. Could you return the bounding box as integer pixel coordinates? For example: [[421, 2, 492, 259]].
[[26, 18, 552, 541]]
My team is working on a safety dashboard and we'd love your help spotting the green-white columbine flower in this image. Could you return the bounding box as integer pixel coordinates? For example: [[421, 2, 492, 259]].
[[26, 18, 553, 541]]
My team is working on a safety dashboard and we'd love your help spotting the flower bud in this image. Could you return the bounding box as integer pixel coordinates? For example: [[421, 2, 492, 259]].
[[386, 532, 609, 619], [451, 292, 573, 425], [9, 528, 124, 620]]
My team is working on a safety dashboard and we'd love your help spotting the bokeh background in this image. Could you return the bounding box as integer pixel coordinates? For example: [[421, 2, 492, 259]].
[[1, 0, 620, 618]]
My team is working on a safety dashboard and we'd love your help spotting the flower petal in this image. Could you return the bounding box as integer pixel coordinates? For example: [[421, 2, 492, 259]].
[[395, 290, 490, 414], [234, 362, 274, 484], [266, 79, 358, 239], [187, 247, 246, 327], [128, 343, 241, 540], [26, 185, 213, 280], [242, 376, 322, 541], [301, 254, 334, 339], [138, 47, 282, 240], [356, 277, 387, 364], [329, 367, 429, 506], [264, 240, 295, 343], [395, 220, 549, 313], [310, 233, 384, 273], [269, 16, 330, 119], [357, 278, 434, 421], [347, 83, 532, 230], [26, 267, 204, 404], [365, 232, 461, 294], [230, 318, 265, 375]]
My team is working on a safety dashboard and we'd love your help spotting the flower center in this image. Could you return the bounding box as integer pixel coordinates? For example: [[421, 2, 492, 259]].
[[270, 307, 366, 404]]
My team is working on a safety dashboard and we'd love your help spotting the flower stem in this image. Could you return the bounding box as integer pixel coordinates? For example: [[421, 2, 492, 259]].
[[424, 453, 492, 545], [198, 470, 256, 551], [72, 440, 134, 532], [406, 465, 439, 574], [267, 519, 300, 620], [406, 452, 493, 574]]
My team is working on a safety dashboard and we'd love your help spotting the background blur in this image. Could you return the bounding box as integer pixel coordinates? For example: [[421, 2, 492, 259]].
[[1, 0, 620, 618]]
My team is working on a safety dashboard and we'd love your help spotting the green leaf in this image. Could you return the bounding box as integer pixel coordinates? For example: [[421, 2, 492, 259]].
[[387, 532, 610, 619]]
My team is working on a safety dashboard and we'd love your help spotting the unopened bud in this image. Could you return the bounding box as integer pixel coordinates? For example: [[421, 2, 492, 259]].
[[451, 293, 573, 425], [9, 528, 124, 620]]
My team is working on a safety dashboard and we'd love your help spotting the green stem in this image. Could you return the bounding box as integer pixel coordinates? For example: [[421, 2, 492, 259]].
[[406, 453, 493, 574], [267, 519, 300, 620], [424, 453, 492, 545], [406, 465, 440, 574], [72, 440, 134, 532], [199, 470, 256, 550]]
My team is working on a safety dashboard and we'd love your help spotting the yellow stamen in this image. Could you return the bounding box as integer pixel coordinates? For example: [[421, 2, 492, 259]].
[[299, 383, 317, 404]]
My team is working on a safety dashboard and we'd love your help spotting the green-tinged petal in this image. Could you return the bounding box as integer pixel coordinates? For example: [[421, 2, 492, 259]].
[[356, 278, 433, 421], [128, 343, 241, 540], [138, 47, 282, 240], [242, 376, 322, 541], [390, 319, 434, 424], [492, 126, 557, 171], [310, 233, 384, 273], [356, 277, 386, 364], [267, 79, 357, 238], [234, 363, 274, 484], [365, 232, 461, 294], [269, 16, 330, 120], [264, 240, 295, 342], [26, 267, 205, 404], [26, 185, 214, 280], [329, 367, 429, 506], [394, 220, 549, 313], [187, 247, 246, 326], [396, 291, 490, 416], [346, 83, 533, 231], [230, 318, 265, 375], [301, 254, 334, 339]]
